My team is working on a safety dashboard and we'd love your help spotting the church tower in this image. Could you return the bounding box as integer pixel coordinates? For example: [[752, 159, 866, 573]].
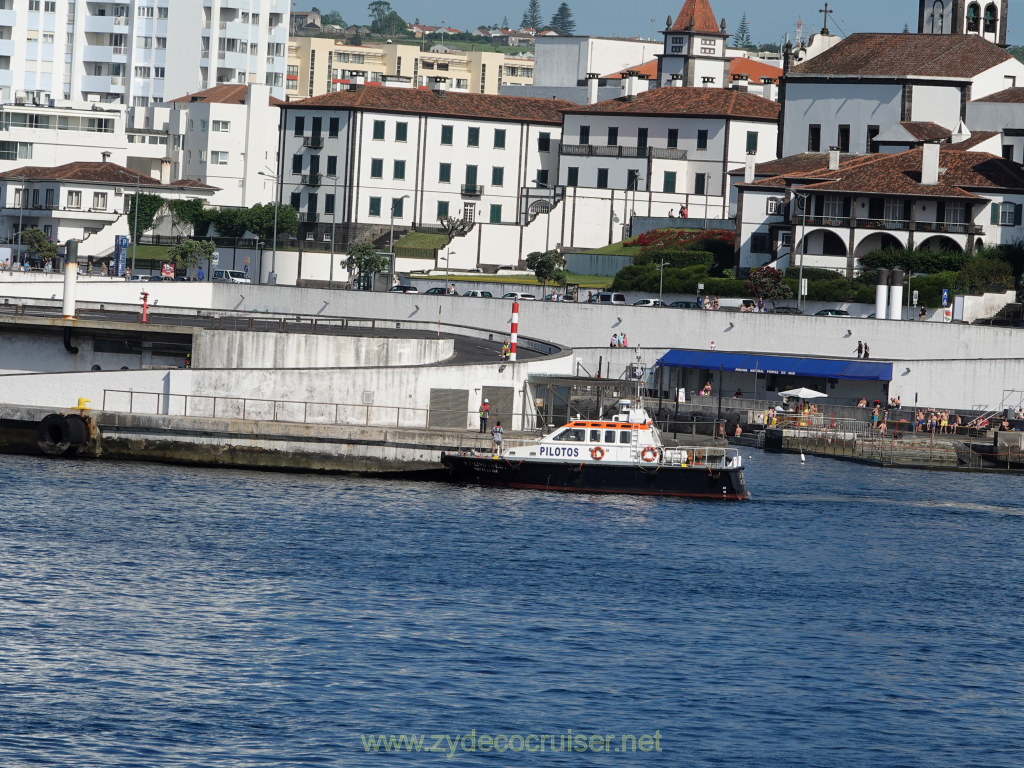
[[656, 0, 730, 88], [918, 0, 1008, 46]]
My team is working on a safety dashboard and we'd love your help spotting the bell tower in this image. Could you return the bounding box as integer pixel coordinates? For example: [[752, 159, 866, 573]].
[[918, 0, 1008, 46], [656, 0, 729, 88]]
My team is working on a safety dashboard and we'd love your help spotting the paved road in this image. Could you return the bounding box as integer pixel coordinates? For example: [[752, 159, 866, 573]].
[[0, 304, 544, 365]]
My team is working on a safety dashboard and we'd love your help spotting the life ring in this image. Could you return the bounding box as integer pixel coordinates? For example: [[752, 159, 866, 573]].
[[641, 446, 658, 463], [591, 446, 605, 461]]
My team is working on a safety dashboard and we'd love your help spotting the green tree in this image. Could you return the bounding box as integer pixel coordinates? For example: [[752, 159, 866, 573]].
[[1009, 45, 1024, 63], [247, 203, 298, 243], [167, 198, 216, 237], [168, 238, 215, 273], [521, 0, 543, 30], [732, 12, 752, 48], [549, 2, 575, 34], [214, 208, 251, 239], [321, 10, 345, 26], [21, 227, 57, 263], [126, 192, 165, 242], [745, 265, 792, 304], [367, 1, 391, 25], [502, 15, 510, 28], [345, 241, 391, 284], [368, 0, 405, 35], [526, 249, 567, 291]]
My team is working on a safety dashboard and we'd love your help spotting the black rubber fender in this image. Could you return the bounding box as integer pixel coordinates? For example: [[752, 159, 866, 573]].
[[37, 414, 71, 456]]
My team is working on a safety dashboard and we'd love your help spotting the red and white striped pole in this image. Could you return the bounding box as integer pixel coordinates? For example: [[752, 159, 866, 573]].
[[510, 301, 519, 362]]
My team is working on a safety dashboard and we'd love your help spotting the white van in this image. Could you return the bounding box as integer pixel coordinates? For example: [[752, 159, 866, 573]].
[[587, 292, 626, 305], [502, 292, 537, 301], [212, 269, 250, 284]]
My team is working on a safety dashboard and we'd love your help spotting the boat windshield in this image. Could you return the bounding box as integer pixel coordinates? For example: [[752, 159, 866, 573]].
[[551, 428, 586, 442]]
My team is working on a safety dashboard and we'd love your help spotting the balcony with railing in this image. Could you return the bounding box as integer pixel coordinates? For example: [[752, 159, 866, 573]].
[[301, 173, 322, 186], [856, 217, 910, 231], [915, 221, 979, 235], [804, 214, 851, 228], [461, 184, 485, 196], [559, 144, 687, 160], [303, 136, 324, 149], [301, 212, 319, 223]]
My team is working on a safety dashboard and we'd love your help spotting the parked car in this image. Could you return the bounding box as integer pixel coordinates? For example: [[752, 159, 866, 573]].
[[388, 284, 419, 293], [633, 299, 667, 307], [212, 269, 250, 284], [815, 308, 850, 316], [463, 290, 493, 298], [768, 306, 803, 315], [668, 300, 701, 309], [423, 286, 447, 295], [587, 291, 627, 305], [502, 292, 537, 301]]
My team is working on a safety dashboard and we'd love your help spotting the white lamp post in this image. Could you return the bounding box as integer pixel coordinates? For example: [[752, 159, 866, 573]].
[[794, 191, 809, 312], [388, 194, 410, 254], [533, 177, 554, 253], [325, 173, 339, 287], [258, 170, 280, 283]]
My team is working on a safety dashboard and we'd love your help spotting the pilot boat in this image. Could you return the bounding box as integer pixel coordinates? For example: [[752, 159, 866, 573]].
[[441, 400, 748, 499]]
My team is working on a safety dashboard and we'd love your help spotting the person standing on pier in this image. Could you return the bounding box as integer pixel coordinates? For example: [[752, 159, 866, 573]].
[[479, 398, 490, 433], [491, 421, 504, 455]]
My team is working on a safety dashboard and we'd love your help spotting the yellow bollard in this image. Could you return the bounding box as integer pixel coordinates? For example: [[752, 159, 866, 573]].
[[77, 398, 90, 410]]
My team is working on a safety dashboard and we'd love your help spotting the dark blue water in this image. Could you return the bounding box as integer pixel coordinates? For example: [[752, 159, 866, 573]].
[[2, 453, 1023, 767]]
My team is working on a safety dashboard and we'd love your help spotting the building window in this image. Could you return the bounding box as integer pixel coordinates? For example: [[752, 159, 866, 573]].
[[325, 194, 335, 215], [607, 127, 618, 146], [294, 116, 305, 136], [327, 156, 338, 175], [329, 117, 340, 138], [997, 202, 1021, 226], [439, 163, 451, 183], [393, 160, 406, 180], [808, 124, 821, 152], [441, 125, 453, 145], [290, 192, 301, 209], [491, 167, 504, 186], [579, 125, 590, 145], [867, 125, 880, 154], [395, 122, 408, 142], [596, 168, 609, 189], [767, 198, 783, 215], [694, 173, 707, 196], [66, 190, 81, 209], [566, 166, 579, 186], [437, 200, 449, 219], [92, 192, 107, 210], [292, 155, 302, 174], [696, 129, 708, 150], [211, 151, 229, 165], [626, 169, 640, 190], [746, 131, 758, 153], [392, 197, 405, 218], [494, 129, 506, 149], [663, 171, 676, 194], [212, 120, 230, 132], [372, 120, 385, 140], [750, 233, 771, 253], [467, 127, 480, 147], [538, 132, 551, 152], [465, 165, 478, 185], [537, 169, 549, 186], [824, 195, 846, 218], [837, 124, 851, 153], [367, 197, 381, 217], [369, 158, 383, 178], [667, 128, 679, 149], [489, 204, 501, 224]]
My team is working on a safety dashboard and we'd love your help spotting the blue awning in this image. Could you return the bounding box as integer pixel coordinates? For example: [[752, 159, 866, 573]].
[[656, 350, 892, 382]]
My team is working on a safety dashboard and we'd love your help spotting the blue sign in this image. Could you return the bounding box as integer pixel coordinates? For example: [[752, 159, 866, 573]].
[[113, 235, 129, 276], [941, 289, 949, 308]]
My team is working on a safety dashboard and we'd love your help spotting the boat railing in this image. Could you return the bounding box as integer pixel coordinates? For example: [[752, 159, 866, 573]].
[[656, 445, 741, 469]]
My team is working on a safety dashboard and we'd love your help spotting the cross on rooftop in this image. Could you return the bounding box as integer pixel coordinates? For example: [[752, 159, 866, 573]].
[[820, 2, 831, 35]]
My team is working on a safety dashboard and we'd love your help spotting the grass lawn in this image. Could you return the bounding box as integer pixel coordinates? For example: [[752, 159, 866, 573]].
[[395, 232, 448, 250]]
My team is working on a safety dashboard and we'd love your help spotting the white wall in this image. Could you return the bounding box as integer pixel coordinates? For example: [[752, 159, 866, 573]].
[[533, 38, 662, 87], [910, 85, 963, 128], [782, 82, 902, 156]]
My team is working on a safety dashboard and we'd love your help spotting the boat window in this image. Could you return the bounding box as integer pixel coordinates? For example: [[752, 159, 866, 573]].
[[589, 429, 601, 442], [553, 428, 586, 442], [604, 430, 617, 444], [619, 431, 631, 444]]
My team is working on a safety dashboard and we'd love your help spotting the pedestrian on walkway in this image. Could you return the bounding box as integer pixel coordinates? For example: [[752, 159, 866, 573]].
[[491, 421, 504, 454], [479, 398, 490, 433], [863, 343, 871, 359], [855, 341, 863, 358]]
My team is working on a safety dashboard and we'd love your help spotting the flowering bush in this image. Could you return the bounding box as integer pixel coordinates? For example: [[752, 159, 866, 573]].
[[626, 228, 735, 252]]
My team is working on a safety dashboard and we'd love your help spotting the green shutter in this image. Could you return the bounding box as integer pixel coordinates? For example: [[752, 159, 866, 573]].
[[992, 203, 1000, 224], [489, 204, 501, 224], [663, 171, 676, 194], [1016, 204, 1023, 226]]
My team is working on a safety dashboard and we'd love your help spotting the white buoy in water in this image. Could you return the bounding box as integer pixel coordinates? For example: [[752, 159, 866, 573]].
[[800, 452, 806, 462]]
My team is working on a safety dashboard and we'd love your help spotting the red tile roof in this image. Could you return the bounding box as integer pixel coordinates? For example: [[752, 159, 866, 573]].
[[744, 148, 1024, 199], [730, 57, 783, 85], [973, 87, 1024, 104], [283, 87, 573, 124], [602, 60, 658, 80], [169, 84, 284, 107], [791, 33, 1013, 79], [898, 122, 951, 142], [564, 86, 780, 121], [728, 152, 859, 177], [669, 0, 722, 34], [949, 130, 1001, 150], [0, 162, 161, 186]]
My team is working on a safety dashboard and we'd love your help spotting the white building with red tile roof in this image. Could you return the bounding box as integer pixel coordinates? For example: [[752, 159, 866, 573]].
[[656, 0, 730, 88]]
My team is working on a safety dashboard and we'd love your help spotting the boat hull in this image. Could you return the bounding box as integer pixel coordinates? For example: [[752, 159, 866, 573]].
[[440, 453, 748, 499]]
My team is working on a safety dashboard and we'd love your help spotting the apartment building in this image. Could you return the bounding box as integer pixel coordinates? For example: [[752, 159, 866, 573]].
[[277, 83, 571, 259], [285, 38, 525, 100], [0, 0, 290, 107]]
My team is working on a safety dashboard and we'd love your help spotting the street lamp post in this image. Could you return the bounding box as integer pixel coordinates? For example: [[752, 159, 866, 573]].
[[533, 177, 555, 253], [443, 249, 451, 289], [388, 194, 410, 254], [16, 179, 24, 271], [130, 174, 141, 275], [258, 170, 280, 283], [794, 191, 809, 312], [326, 173, 339, 287], [658, 258, 667, 306]]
